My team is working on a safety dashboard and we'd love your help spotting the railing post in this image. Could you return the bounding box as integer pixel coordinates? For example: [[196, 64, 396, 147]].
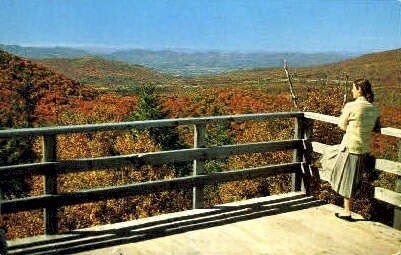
[[292, 117, 303, 192], [0, 173, 7, 254], [393, 139, 401, 230], [292, 116, 313, 194], [42, 135, 58, 234], [303, 118, 314, 195], [0, 227, 6, 255], [193, 124, 206, 209]]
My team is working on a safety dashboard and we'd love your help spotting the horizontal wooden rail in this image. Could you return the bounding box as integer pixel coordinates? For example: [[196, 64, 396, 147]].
[[0, 139, 302, 177], [0, 162, 300, 213], [304, 112, 401, 138], [374, 159, 401, 176], [303, 112, 339, 125], [0, 112, 303, 138], [381, 127, 401, 138], [0, 162, 55, 177], [374, 187, 401, 208]]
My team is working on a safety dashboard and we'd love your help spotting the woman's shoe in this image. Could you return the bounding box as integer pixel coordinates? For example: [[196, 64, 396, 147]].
[[335, 212, 355, 222]]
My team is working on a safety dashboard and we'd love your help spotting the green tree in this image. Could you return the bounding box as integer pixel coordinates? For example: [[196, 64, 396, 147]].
[[128, 84, 190, 176]]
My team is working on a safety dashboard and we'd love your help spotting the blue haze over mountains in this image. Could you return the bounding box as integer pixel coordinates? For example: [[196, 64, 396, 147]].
[[0, 44, 358, 77]]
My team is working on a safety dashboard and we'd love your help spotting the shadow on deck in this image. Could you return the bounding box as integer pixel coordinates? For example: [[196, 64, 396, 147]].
[[8, 192, 325, 255]]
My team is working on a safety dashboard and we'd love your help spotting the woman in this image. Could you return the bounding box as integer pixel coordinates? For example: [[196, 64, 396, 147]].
[[320, 79, 380, 221]]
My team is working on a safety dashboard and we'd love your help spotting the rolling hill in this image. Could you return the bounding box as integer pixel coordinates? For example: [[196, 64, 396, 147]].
[[305, 48, 401, 84], [36, 57, 171, 89], [0, 50, 94, 125]]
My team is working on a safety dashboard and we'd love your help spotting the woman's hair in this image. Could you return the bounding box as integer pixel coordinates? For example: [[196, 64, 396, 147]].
[[353, 79, 375, 103]]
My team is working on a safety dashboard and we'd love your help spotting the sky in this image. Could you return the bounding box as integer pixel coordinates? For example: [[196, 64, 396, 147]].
[[0, 0, 400, 53]]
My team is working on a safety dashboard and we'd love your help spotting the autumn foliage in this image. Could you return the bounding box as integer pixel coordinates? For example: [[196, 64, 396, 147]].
[[1, 49, 400, 240]]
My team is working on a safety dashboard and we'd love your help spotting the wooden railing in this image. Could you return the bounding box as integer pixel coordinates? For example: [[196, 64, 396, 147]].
[[304, 112, 401, 229], [1, 111, 400, 238], [0, 112, 308, 235]]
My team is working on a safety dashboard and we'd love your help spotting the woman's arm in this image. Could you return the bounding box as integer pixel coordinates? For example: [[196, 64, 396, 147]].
[[338, 104, 350, 131]]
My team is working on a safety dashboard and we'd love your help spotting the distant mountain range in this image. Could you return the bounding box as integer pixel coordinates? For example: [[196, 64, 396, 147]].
[[0, 44, 90, 59], [105, 49, 355, 76], [0, 44, 358, 76]]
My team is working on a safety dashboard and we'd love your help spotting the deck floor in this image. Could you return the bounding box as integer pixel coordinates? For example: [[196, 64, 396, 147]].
[[7, 192, 401, 255]]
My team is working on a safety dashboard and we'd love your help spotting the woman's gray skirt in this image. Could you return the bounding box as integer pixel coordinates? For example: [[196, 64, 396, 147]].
[[319, 145, 368, 199]]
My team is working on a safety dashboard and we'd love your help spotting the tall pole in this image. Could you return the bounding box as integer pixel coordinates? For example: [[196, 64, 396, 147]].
[[283, 59, 299, 109]]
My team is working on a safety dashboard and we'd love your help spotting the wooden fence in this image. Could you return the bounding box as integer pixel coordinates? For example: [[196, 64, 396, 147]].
[[0, 112, 307, 235], [1, 111, 400, 237]]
